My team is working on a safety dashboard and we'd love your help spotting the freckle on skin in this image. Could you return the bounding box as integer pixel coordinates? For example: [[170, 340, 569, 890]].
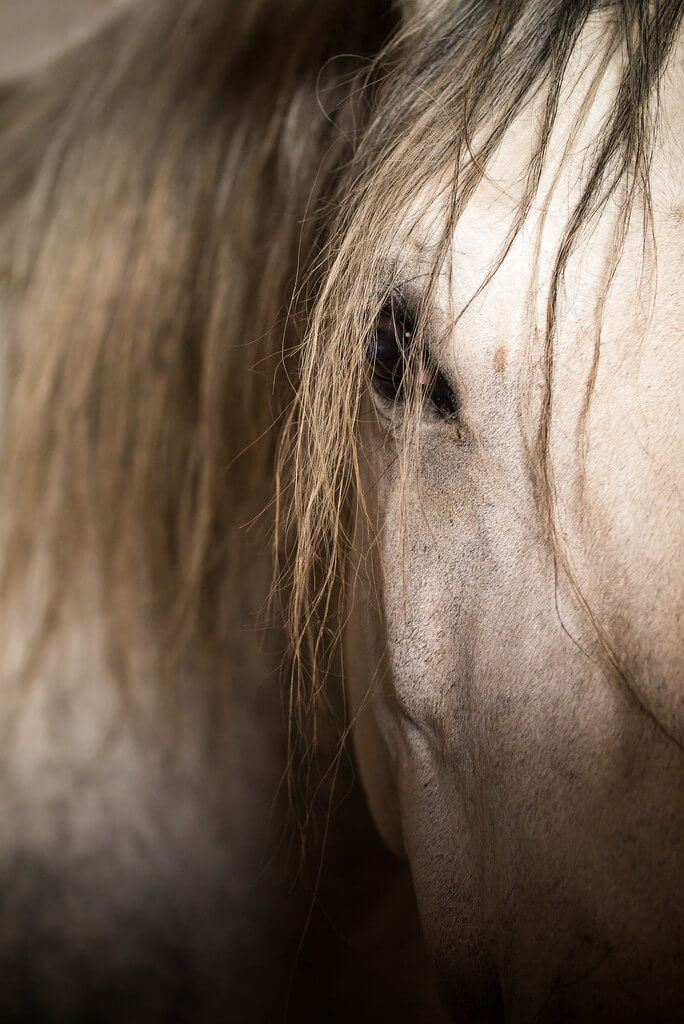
[[669, 204, 684, 226], [493, 346, 507, 371]]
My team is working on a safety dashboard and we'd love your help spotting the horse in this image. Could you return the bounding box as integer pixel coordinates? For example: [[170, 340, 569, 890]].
[[285, 0, 684, 1020], [0, 0, 682, 1021], [0, 1, 449, 1021]]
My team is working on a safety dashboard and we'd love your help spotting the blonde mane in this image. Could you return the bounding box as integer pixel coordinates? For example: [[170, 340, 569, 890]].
[[0, 0, 392, 704]]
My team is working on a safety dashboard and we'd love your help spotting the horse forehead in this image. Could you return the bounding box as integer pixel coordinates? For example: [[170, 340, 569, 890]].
[[431, 18, 683, 348], [450, 209, 677, 413]]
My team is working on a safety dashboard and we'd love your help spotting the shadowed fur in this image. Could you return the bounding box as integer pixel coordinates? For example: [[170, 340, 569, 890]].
[[0, 4, 462, 1023], [0, 0, 393, 703]]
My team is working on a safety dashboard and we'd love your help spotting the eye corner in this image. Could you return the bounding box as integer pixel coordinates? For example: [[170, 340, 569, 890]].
[[426, 367, 459, 422]]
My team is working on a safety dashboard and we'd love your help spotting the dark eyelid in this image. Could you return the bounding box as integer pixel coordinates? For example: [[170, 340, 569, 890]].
[[426, 365, 458, 421]]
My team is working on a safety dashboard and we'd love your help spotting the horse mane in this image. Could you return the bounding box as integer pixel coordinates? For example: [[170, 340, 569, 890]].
[[282, 0, 683, 733], [0, 0, 394, 699], [1, 0, 680, 744]]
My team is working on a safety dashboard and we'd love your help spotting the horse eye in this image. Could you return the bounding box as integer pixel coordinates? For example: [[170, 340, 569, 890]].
[[365, 310, 412, 403], [366, 307, 459, 421]]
